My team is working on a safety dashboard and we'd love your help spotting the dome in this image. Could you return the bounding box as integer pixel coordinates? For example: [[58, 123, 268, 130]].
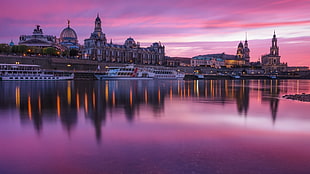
[[60, 27, 77, 40], [125, 37, 136, 47], [60, 21, 78, 47], [9, 40, 14, 46], [238, 42, 243, 48]]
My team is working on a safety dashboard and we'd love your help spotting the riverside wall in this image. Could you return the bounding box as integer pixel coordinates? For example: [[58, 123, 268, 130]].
[[1, 55, 309, 80]]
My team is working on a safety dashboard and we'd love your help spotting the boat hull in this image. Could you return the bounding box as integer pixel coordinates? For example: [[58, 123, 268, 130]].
[[0, 75, 74, 81], [95, 75, 152, 80]]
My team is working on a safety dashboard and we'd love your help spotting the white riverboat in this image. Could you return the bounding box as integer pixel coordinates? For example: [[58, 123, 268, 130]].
[[95, 65, 185, 80], [0, 64, 74, 81]]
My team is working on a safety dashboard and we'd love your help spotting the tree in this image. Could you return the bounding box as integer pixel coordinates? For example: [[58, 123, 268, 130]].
[[43, 47, 57, 56], [0, 44, 10, 54]]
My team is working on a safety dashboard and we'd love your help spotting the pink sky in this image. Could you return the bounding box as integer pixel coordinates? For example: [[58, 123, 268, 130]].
[[0, 0, 309, 66]]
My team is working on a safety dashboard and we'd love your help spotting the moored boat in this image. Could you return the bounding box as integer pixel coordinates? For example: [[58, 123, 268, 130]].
[[95, 65, 185, 80], [0, 64, 74, 81]]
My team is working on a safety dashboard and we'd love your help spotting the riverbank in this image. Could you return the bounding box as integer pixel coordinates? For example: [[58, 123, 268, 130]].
[[1, 55, 310, 80], [283, 93, 310, 102]]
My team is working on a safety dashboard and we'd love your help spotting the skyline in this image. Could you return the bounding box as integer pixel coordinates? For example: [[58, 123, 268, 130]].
[[1, 0, 309, 66]]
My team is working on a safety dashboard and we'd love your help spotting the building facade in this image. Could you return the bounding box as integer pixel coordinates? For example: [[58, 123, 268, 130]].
[[19, 25, 57, 47], [191, 54, 225, 68], [236, 36, 250, 65], [83, 15, 165, 65], [261, 32, 287, 73]]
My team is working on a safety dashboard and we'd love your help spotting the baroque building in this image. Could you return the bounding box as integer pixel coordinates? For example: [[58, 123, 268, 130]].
[[191, 36, 250, 68], [191, 54, 225, 68], [236, 35, 250, 65], [261, 32, 287, 73], [19, 25, 57, 47], [83, 14, 165, 65]]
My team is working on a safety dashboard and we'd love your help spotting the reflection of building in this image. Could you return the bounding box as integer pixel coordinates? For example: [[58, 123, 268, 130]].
[[19, 25, 57, 47], [261, 80, 280, 124], [59, 20, 79, 49], [261, 32, 287, 73], [83, 14, 165, 65]]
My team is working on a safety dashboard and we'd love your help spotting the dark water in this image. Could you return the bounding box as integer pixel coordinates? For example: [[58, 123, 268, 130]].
[[0, 80, 309, 174]]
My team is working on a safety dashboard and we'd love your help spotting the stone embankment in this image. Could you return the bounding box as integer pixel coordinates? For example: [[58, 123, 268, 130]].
[[282, 93, 310, 102]]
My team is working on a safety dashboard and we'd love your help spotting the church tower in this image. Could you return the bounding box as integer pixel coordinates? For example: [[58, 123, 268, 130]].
[[236, 41, 244, 59], [261, 31, 286, 72], [95, 13, 102, 33], [89, 14, 106, 43], [243, 33, 250, 64], [270, 31, 279, 56]]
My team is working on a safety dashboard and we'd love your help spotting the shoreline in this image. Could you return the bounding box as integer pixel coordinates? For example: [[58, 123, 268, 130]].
[[282, 93, 310, 102], [1, 55, 310, 80]]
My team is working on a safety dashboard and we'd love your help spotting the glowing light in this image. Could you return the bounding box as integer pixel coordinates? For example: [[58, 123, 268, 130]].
[[15, 87, 20, 108], [130, 88, 133, 107], [158, 88, 161, 103], [57, 94, 61, 117], [27, 95, 32, 120], [105, 82, 109, 102], [92, 90, 96, 109], [144, 88, 148, 104], [170, 87, 173, 100], [112, 91, 116, 107], [38, 95, 41, 114], [84, 92, 88, 114], [76, 92, 80, 110], [67, 81, 71, 105]]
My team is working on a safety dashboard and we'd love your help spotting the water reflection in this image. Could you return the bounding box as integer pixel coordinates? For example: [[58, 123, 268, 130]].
[[0, 80, 309, 141]]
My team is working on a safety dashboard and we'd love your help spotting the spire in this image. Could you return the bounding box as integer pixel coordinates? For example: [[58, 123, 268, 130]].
[[67, 20, 70, 28], [94, 14, 102, 32], [271, 31, 279, 56], [244, 32, 248, 48]]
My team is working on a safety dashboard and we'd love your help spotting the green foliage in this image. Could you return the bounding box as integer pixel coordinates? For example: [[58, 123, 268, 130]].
[[42, 47, 59, 56], [11, 45, 28, 54], [0, 44, 10, 53]]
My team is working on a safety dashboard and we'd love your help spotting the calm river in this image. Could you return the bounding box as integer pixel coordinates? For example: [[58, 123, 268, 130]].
[[0, 79, 309, 174]]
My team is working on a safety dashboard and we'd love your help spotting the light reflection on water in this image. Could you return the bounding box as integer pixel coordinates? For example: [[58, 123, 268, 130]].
[[0, 79, 310, 174]]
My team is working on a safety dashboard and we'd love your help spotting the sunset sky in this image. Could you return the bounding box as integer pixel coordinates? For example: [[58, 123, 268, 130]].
[[0, 0, 309, 66]]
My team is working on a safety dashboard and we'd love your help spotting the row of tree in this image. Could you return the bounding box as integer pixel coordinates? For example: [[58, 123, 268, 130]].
[[0, 44, 79, 57]]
